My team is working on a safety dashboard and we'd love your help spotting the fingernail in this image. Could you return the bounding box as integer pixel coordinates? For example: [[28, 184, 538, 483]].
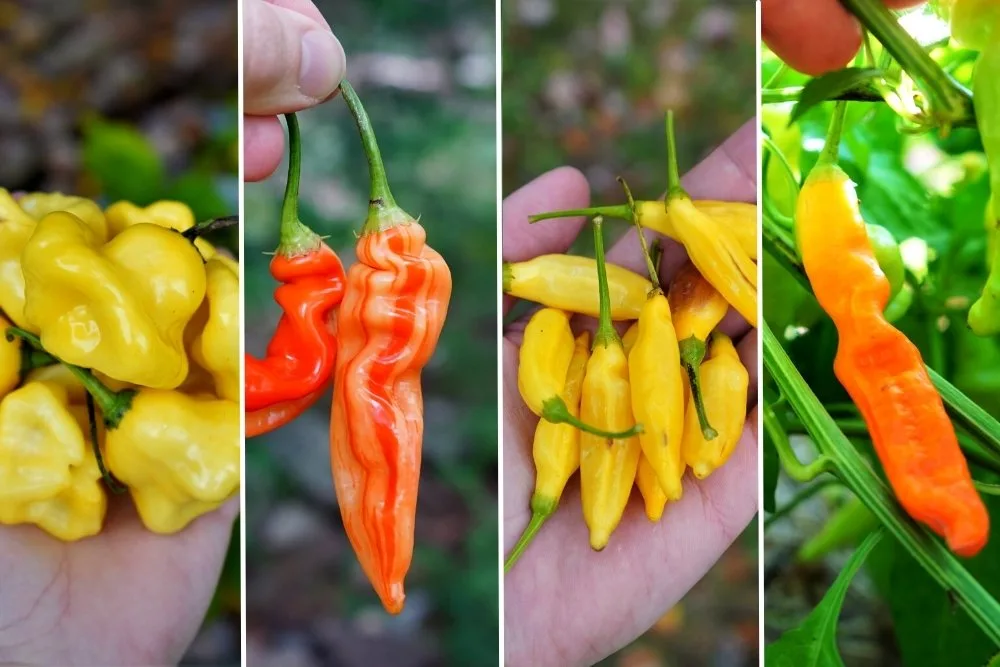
[[299, 30, 345, 100]]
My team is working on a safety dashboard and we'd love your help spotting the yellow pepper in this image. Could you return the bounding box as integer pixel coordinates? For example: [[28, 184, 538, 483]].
[[636, 455, 667, 522], [681, 333, 748, 479], [580, 218, 641, 550], [505, 330, 589, 571], [0, 381, 107, 541], [191, 256, 240, 401], [18, 192, 109, 242], [21, 212, 207, 389], [0, 189, 39, 329], [519, 307, 639, 438], [531, 199, 758, 261], [628, 257, 686, 503], [105, 200, 215, 258], [0, 314, 19, 399], [105, 390, 240, 534], [622, 322, 638, 355], [668, 261, 729, 438], [503, 255, 651, 320]]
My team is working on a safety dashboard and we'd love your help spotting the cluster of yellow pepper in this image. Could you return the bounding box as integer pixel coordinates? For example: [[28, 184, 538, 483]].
[[0, 189, 240, 541], [503, 126, 756, 565]]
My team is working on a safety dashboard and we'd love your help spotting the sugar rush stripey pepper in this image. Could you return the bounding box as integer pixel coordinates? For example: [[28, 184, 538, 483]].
[[668, 260, 728, 440], [0, 379, 107, 541], [519, 308, 641, 439], [330, 82, 452, 614], [505, 330, 589, 571], [799, 103, 988, 557], [620, 179, 686, 503], [245, 113, 345, 417], [681, 333, 748, 479], [246, 385, 328, 439], [503, 254, 651, 320], [579, 216, 642, 550], [21, 211, 206, 389]]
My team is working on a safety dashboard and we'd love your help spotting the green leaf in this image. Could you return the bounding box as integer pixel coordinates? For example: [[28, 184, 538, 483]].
[[790, 68, 885, 125], [766, 530, 884, 666], [81, 117, 165, 205]]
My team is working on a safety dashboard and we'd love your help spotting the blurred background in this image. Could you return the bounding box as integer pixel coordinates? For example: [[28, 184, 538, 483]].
[[244, 1, 498, 666], [503, 1, 758, 666], [0, 2, 240, 666]]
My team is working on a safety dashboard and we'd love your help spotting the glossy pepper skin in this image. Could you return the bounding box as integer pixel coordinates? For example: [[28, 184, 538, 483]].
[[0, 381, 106, 541], [191, 256, 240, 402], [503, 255, 651, 321], [246, 384, 328, 438], [0, 189, 42, 329], [681, 333, 748, 479], [331, 82, 453, 614], [969, 40, 1000, 335], [504, 331, 589, 571], [21, 211, 206, 389], [105, 390, 240, 534], [19, 192, 109, 243], [865, 224, 905, 303], [936, 0, 1000, 50], [636, 455, 667, 522], [245, 113, 346, 415], [668, 261, 729, 439], [105, 200, 215, 258], [798, 125, 989, 556], [579, 217, 641, 550], [0, 315, 19, 399]]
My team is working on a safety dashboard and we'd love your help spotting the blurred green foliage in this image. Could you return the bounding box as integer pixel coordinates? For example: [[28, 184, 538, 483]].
[[245, 0, 497, 664], [762, 17, 1000, 664]]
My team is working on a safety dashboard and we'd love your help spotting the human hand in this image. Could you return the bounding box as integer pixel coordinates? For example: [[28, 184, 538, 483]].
[[762, 0, 924, 75], [502, 122, 759, 667], [244, 0, 346, 182], [0, 499, 238, 666]]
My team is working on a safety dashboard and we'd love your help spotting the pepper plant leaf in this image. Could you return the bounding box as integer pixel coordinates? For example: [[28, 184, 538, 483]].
[[765, 529, 884, 666], [789, 68, 885, 125]]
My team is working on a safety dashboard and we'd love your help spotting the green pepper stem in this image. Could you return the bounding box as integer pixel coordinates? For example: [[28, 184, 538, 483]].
[[504, 497, 555, 573], [339, 81, 414, 234], [818, 101, 849, 168], [592, 216, 619, 349], [541, 396, 643, 439], [679, 337, 717, 440], [276, 113, 322, 257], [86, 393, 126, 494], [19, 347, 55, 375], [528, 205, 632, 224], [619, 177, 661, 292], [665, 111, 689, 202], [5, 327, 134, 429], [182, 216, 239, 242]]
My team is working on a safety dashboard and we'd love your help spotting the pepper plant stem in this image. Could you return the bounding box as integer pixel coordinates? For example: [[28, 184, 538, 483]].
[[275, 113, 322, 256], [764, 400, 833, 483]]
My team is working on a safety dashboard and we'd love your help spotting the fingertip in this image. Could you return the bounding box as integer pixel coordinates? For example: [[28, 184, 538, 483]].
[[762, 0, 862, 76], [502, 166, 592, 262], [244, 115, 286, 182]]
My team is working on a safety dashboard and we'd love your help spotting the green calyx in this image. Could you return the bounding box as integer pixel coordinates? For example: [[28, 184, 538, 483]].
[[541, 396, 643, 439], [275, 113, 323, 258], [502, 262, 514, 292], [504, 496, 556, 573], [679, 336, 718, 440], [338, 81, 416, 235]]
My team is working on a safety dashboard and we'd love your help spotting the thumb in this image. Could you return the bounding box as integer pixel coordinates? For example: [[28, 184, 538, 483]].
[[243, 0, 347, 115]]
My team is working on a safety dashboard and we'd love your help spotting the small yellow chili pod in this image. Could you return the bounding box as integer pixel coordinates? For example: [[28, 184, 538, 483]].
[[636, 454, 667, 522]]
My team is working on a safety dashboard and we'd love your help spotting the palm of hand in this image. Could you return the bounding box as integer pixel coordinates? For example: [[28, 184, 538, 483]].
[[0, 499, 237, 667], [503, 122, 760, 667]]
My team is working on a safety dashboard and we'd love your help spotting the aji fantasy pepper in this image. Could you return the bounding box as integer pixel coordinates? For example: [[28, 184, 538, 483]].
[[680, 333, 748, 479], [21, 211, 206, 389], [330, 82, 452, 614], [245, 113, 345, 418], [18, 192, 109, 243], [503, 254, 651, 320], [519, 308, 641, 439], [579, 216, 641, 550], [9, 328, 240, 535], [968, 37, 1000, 335], [504, 330, 590, 571], [191, 256, 241, 402], [0, 314, 18, 399], [0, 190, 47, 329], [105, 199, 215, 258], [621, 180, 686, 503], [799, 103, 989, 557], [668, 260, 728, 440], [0, 379, 107, 541]]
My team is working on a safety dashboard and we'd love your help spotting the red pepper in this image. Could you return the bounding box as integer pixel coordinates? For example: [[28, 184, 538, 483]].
[[244, 113, 345, 418], [246, 385, 328, 439]]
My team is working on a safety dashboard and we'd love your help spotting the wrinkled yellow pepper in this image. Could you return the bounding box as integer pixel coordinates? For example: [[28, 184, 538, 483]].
[[682, 333, 749, 479], [105, 200, 215, 258], [0, 189, 39, 329], [0, 382, 107, 541], [105, 390, 240, 534], [0, 314, 19, 399], [19, 192, 109, 242], [22, 212, 207, 389], [191, 256, 240, 401]]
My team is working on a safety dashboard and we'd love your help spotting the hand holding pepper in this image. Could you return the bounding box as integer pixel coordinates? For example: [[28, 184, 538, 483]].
[[502, 123, 758, 667]]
